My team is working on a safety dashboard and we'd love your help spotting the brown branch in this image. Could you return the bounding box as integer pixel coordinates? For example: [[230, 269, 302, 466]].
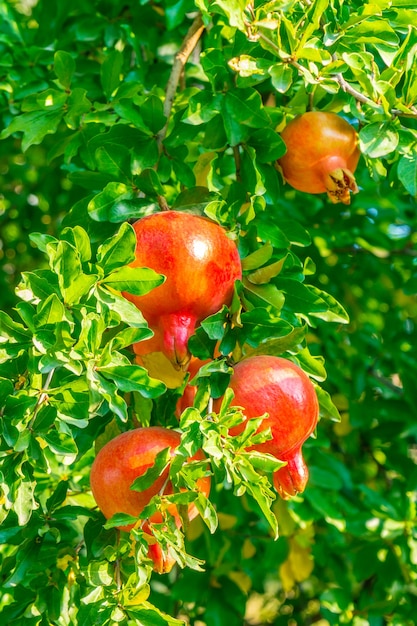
[[157, 14, 205, 148], [335, 72, 376, 107]]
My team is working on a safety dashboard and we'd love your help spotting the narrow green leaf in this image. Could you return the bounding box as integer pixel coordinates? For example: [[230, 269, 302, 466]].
[[101, 50, 123, 99], [0, 377, 14, 407], [97, 364, 166, 398], [96, 222, 136, 274], [140, 95, 166, 134], [243, 278, 285, 311], [308, 285, 350, 324], [29, 232, 58, 252], [14, 468, 37, 525], [247, 256, 288, 285], [54, 50, 75, 89], [242, 243, 273, 271], [108, 327, 153, 351], [316, 385, 341, 422], [0, 311, 31, 343], [102, 266, 165, 295], [130, 447, 171, 492]]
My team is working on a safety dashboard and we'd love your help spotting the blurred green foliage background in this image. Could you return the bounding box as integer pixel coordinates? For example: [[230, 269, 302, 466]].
[[1, 0, 417, 624]]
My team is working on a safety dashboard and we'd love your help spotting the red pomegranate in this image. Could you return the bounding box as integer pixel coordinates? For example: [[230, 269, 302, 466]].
[[122, 211, 242, 369], [214, 355, 319, 499], [278, 111, 360, 205], [90, 426, 211, 573]]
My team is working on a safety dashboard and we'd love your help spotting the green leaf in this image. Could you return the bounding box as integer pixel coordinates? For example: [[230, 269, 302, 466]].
[[127, 601, 186, 626], [0, 311, 31, 343], [101, 50, 123, 99], [248, 127, 287, 163], [315, 385, 341, 422], [211, 0, 248, 30], [295, 0, 330, 51], [0, 377, 14, 408], [61, 225, 92, 263], [346, 19, 399, 47], [242, 450, 285, 473], [130, 447, 171, 492], [34, 293, 66, 326], [135, 168, 165, 196], [88, 182, 134, 222], [96, 222, 136, 274], [14, 466, 37, 525], [42, 430, 78, 460], [247, 256, 287, 284], [200, 308, 230, 341], [96, 286, 150, 327], [48, 241, 98, 305], [0, 109, 63, 151], [29, 232, 58, 252], [398, 153, 417, 196], [108, 327, 153, 351], [97, 364, 166, 398], [17, 270, 60, 302], [359, 122, 399, 158], [243, 279, 285, 311], [54, 50, 75, 89], [101, 266, 165, 295], [242, 324, 307, 357], [95, 144, 132, 183], [46, 480, 69, 513], [64, 87, 92, 129], [307, 285, 350, 324], [269, 64, 294, 93], [242, 243, 274, 271], [195, 493, 218, 533], [182, 90, 222, 125], [140, 95, 166, 134], [87, 561, 114, 586], [222, 89, 271, 146]]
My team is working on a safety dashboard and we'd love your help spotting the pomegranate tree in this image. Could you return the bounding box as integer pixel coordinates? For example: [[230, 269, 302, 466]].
[[122, 211, 242, 369], [90, 426, 211, 573], [215, 355, 319, 499], [278, 111, 360, 205]]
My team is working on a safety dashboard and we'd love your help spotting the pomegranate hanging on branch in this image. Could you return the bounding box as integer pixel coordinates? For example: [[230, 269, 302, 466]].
[[122, 211, 242, 370], [278, 111, 360, 205]]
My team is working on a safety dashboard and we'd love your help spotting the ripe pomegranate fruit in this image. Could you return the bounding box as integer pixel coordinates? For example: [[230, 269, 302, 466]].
[[278, 111, 360, 205], [122, 211, 242, 369], [214, 355, 319, 499], [90, 426, 211, 573]]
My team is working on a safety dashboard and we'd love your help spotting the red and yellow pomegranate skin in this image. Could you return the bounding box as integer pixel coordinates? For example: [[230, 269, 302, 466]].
[[90, 426, 211, 573], [123, 211, 242, 370], [214, 355, 319, 499], [278, 111, 360, 205]]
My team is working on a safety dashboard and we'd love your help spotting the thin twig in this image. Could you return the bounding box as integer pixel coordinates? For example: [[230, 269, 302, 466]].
[[157, 14, 205, 148], [255, 30, 417, 119], [335, 72, 376, 107], [28, 368, 55, 429]]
